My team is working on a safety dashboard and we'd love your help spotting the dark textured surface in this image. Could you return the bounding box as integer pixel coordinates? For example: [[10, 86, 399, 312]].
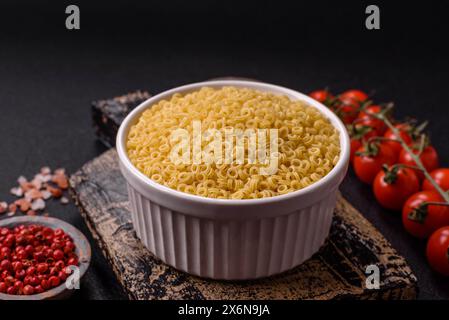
[[1, 1, 449, 299], [70, 149, 417, 300]]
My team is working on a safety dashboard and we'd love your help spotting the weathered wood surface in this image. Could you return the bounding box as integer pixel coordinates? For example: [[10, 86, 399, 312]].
[[92, 91, 151, 147], [69, 149, 418, 300]]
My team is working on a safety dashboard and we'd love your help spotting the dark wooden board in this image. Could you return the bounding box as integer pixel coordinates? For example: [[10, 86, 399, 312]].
[[69, 149, 418, 300], [92, 91, 151, 147]]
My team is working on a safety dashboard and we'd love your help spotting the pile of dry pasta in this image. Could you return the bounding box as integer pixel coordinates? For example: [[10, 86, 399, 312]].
[[126, 86, 340, 199]]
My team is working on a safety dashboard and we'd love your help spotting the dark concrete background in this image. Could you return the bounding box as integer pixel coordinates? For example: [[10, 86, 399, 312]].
[[1, 0, 448, 299]]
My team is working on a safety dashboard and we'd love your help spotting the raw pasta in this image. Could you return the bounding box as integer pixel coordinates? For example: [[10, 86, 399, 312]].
[[127, 86, 340, 199]]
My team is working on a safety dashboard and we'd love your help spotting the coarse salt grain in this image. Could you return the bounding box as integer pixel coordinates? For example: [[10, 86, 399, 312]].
[[54, 168, 65, 176], [52, 175, 68, 190], [15, 198, 31, 212], [31, 178, 43, 190], [35, 173, 52, 183], [20, 182, 35, 192], [10, 187, 23, 197], [25, 189, 42, 200], [47, 186, 62, 198], [8, 203, 17, 212], [0, 202, 7, 214], [31, 198, 45, 211], [1, 167, 69, 217], [41, 166, 51, 175], [17, 176, 27, 185], [41, 190, 52, 200]]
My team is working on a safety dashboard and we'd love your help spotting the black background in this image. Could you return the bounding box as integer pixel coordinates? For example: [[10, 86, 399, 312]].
[[1, 0, 449, 299]]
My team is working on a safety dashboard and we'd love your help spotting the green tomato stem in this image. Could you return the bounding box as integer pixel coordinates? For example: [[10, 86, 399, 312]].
[[419, 201, 449, 208], [379, 115, 449, 204]]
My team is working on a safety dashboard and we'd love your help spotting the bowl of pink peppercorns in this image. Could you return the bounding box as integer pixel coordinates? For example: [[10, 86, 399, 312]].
[[0, 216, 91, 300]]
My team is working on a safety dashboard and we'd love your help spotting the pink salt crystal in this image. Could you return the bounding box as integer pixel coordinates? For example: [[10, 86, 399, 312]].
[[15, 198, 31, 212], [54, 168, 66, 176], [41, 190, 52, 200], [31, 198, 45, 211], [17, 176, 27, 185], [36, 173, 52, 185], [31, 178, 42, 190], [41, 166, 51, 175], [53, 175, 69, 189], [10, 187, 23, 197], [34, 174, 45, 182], [41, 174, 52, 183], [25, 189, 42, 200], [8, 203, 17, 212], [0, 202, 7, 214]]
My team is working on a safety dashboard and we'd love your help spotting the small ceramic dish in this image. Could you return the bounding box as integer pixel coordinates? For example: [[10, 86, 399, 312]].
[[117, 80, 350, 280], [0, 216, 91, 300]]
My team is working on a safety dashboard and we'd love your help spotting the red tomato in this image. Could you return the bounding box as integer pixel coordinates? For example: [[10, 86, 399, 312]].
[[426, 226, 449, 276], [356, 105, 387, 135], [353, 143, 398, 184], [340, 89, 369, 103], [353, 123, 380, 142], [422, 168, 449, 192], [309, 90, 333, 103], [335, 96, 360, 124], [350, 139, 362, 164], [383, 124, 413, 155], [373, 167, 420, 210], [349, 120, 377, 142], [399, 146, 439, 181], [402, 191, 449, 239], [357, 105, 382, 118]]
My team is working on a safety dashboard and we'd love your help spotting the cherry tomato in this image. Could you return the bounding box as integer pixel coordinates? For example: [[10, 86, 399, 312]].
[[353, 143, 398, 184], [353, 123, 380, 141], [340, 89, 369, 103], [350, 139, 362, 164], [356, 105, 387, 135], [335, 90, 369, 124], [426, 226, 449, 276], [383, 124, 413, 155], [402, 191, 449, 239], [422, 168, 449, 192], [309, 90, 333, 103], [335, 96, 360, 124], [373, 166, 420, 211], [357, 105, 382, 118], [399, 146, 439, 181]]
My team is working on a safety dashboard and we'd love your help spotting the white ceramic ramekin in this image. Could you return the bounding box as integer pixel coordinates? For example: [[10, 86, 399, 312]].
[[116, 80, 350, 280]]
